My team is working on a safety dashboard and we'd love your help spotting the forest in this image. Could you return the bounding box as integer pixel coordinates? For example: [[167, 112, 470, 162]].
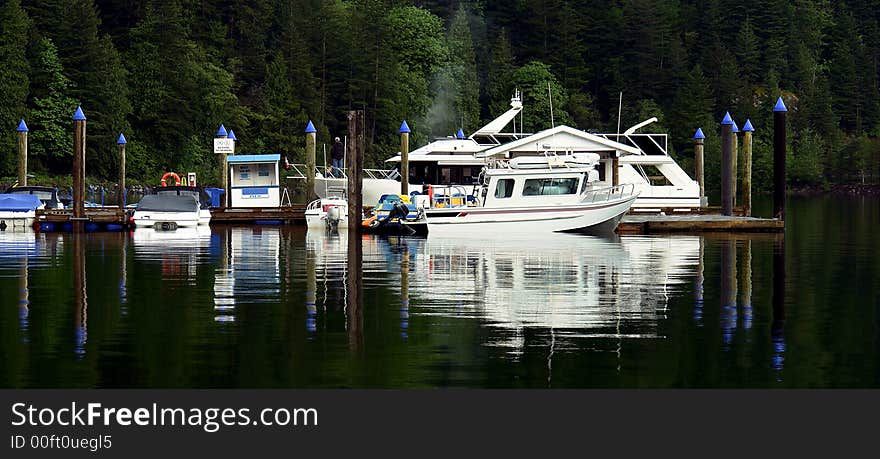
[[0, 0, 879, 195]]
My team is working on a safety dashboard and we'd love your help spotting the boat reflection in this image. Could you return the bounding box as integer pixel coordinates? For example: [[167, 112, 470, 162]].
[[131, 226, 212, 282], [209, 226, 282, 323]]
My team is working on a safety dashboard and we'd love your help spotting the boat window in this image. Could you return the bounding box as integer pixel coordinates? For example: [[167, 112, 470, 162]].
[[522, 178, 578, 196], [638, 165, 672, 186], [494, 179, 515, 198]]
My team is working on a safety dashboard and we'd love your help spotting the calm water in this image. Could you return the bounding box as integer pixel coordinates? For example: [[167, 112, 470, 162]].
[[0, 197, 877, 388]]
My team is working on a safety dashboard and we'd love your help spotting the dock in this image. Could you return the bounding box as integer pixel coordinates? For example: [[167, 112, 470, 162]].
[[618, 214, 783, 234], [35, 208, 129, 231], [209, 205, 306, 224]]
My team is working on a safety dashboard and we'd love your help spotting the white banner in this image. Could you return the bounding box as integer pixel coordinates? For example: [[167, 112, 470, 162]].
[[214, 138, 235, 155]]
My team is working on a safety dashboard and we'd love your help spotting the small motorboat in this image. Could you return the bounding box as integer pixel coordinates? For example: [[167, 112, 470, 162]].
[[131, 180, 211, 229], [362, 193, 428, 236], [305, 196, 348, 231], [424, 153, 638, 236], [0, 194, 42, 231]]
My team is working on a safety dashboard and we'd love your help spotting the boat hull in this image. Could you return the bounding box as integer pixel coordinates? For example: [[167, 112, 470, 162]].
[[0, 211, 35, 231], [132, 211, 206, 228], [426, 195, 636, 236]]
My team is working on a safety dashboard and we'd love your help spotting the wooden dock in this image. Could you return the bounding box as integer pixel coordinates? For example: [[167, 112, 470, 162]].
[[210, 205, 306, 224], [618, 214, 784, 234], [36, 208, 129, 224]]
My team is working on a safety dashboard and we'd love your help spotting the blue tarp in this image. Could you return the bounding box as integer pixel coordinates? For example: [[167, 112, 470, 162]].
[[0, 194, 41, 212]]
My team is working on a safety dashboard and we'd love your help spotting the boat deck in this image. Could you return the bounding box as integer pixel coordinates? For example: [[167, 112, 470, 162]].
[[209, 206, 306, 224]]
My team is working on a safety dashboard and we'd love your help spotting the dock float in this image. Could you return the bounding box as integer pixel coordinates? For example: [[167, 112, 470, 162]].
[[35, 208, 129, 231], [209, 205, 306, 224], [618, 214, 783, 234]]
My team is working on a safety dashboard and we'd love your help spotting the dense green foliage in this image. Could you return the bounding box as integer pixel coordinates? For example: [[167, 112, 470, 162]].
[[0, 0, 878, 190]]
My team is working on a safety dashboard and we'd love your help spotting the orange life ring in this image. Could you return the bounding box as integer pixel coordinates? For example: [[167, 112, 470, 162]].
[[160, 172, 181, 187]]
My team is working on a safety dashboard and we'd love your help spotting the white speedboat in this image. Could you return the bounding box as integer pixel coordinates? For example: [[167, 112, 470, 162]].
[[132, 186, 211, 229], [424, 153, 638, 235], [305, 197, 348, 231]]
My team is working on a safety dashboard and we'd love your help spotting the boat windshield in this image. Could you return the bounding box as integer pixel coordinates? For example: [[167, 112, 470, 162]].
[[522, 178, 579, 196], [136, 195, 199, 212], [8, 189, 54, 201]]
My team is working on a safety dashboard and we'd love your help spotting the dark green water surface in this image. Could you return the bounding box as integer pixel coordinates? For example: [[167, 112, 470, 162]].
[[1, 197, 877, 387]]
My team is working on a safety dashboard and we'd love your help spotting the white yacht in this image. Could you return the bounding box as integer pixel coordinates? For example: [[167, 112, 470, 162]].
[[424, 153, 638, 235], [312, 94, 701, 211]]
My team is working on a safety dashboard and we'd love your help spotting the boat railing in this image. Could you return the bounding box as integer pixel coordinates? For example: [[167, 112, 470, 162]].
[[306, 199, 323, 211], [581, 183, 637, 204], [429, 185, 473, 208], [287, 164, 400, 181]]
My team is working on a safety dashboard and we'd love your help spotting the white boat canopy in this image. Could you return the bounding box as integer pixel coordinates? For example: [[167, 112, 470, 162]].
[[475, 125, 642, 159]]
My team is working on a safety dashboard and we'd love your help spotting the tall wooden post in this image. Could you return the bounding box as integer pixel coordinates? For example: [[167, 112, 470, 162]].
[[17, 119, 28, 186], [732, 121, 739, 208], [72, 106, 87, 232], [347, 110, 364, 233], [216, 124, 228, 208], [305, 120, 317, 202], [773, 97, 787, 220], [741, 119, 754, 216], [399, 120, 411, 195], [117, 133, 127, 209], [720, 112, 734, 216], [693, 128, 705, 203]]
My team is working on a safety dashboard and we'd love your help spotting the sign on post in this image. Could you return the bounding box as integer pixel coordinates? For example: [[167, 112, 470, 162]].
[[214, 138, 235, 155]]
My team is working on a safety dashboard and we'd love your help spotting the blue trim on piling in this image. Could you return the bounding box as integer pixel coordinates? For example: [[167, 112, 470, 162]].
[[773, 97, 788, 112], [228, 130, 237, 141], [117, 133, 127, 144], [399, 120, 411, 133], [17, 119, 28, 132], [694, 128, 705, 139], [721, 112, 734, 125], [217, 124, 228, 137], [732, 120, 739, 133], [456, 128, 465, 139], [72, 106, 86, 121], [743, 119, 755, 132], [305, 120, 317, 134]]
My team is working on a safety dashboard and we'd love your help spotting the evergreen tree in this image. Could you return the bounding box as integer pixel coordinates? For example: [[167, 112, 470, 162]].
[[0, 0, 30, 175], [443, 4, 480, 134], [29, 38, 75, 171]]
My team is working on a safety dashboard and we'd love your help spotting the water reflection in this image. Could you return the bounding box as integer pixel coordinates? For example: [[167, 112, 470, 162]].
[[73, 233, 87, 358]]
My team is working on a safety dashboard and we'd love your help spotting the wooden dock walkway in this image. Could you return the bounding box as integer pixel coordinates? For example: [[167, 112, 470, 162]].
[[36, 207, 129, 224], [209, 205, 306, 224], [618, 214, 784, 234]]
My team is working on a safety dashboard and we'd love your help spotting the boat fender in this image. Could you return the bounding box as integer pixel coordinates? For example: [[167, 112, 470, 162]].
[[160, 172, 182, 187]]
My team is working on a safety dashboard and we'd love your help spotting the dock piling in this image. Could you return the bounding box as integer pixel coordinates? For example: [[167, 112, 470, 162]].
[[732, 120, 739, 206], [720, 112, 734, 216], [693, 128, 705, 205], [216, 124, 228, 208], [773, 97, 787, 220], [17, 119, 28, 186], [72, 106, 87, 232], [305, 120, 317, 202], [742, 120, 754, 216], [399, 120, 411, 195], [346, 110, 365, 234], [117, 133, 127, 209]]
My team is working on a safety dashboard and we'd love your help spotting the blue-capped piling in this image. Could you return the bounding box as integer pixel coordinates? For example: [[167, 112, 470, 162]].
[[720, 112, 734, 216], [400, 120, 411, 194], [773, 97, 787, 220], [742, 120, 754, 216], [117, 133, 127, 209], [305, 120, 317, 202], [216, 124, 229, 208], [17, 119, 28, 186], [72, 105, 87, 231], [693, 128, 705, 203]]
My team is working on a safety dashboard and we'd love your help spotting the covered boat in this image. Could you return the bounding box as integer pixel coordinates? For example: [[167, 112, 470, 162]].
[[132, 194, 204, 229], [0, 194, 42, 231]]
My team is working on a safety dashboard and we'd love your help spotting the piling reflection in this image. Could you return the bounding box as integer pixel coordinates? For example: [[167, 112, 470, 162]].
[[772, 234, 786, 378], [720, 239, 738, 347], [73, 234, 87, 358], [346, 229, 364, 353], [305, 235, 317, 335]]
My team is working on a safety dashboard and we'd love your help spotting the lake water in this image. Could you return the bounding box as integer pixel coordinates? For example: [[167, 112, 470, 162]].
[[0, 197, 877, 388]]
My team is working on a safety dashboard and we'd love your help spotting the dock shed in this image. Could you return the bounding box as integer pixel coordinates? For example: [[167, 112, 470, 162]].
[[227, 154, 281, 208]]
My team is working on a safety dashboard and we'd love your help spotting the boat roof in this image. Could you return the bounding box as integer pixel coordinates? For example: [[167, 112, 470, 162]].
[[5, 186, 57, 194], [136, 194, 199, 212], [477, 125, 642, 158], [227, 154, 280, 163]]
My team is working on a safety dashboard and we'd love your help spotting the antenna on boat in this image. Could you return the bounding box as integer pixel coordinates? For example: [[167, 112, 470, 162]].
[[616, 92, 623, 140], [548, 82, 555, 129]]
